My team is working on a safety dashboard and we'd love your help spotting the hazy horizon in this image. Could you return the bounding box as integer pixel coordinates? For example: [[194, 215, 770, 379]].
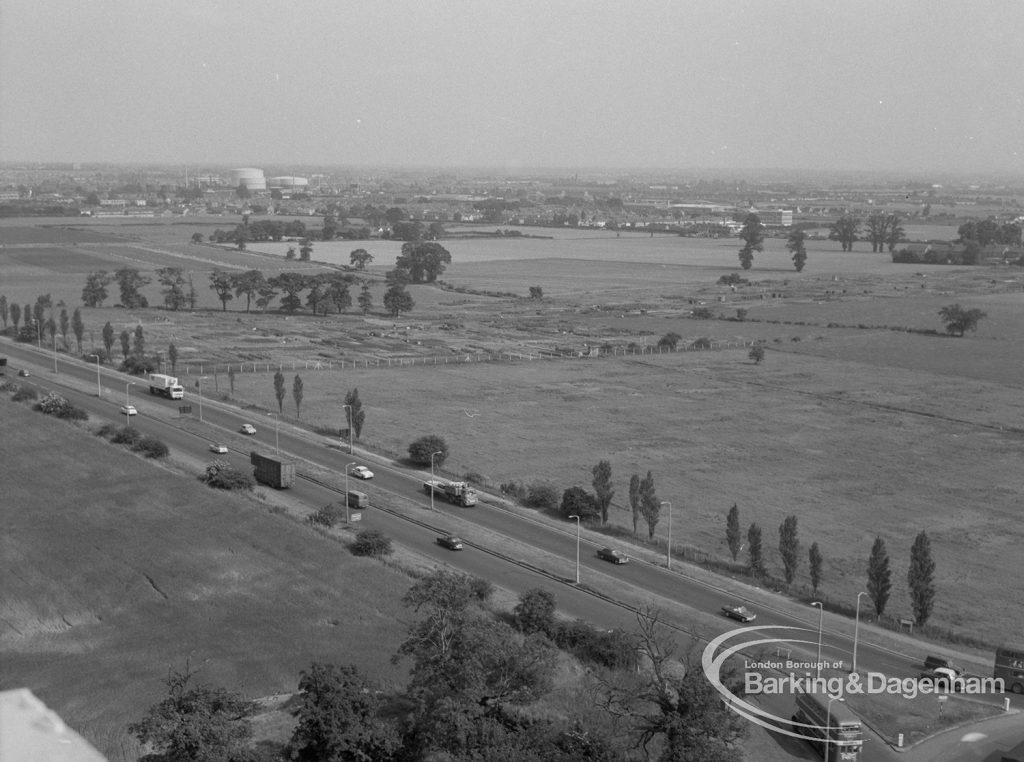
[[2, 0, 1022, 177]]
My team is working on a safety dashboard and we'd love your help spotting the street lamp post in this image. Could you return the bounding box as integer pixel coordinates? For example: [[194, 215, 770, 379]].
[[124, 381, 134, 428], [88, 354, 101, 397], [661, 501, 672, 570], [569, 514, 581, 584], [345, 462, 356, 523], [52, 333, 58, 373], [429, 450, 443, 510], [197, 376, 208, 422], [825, 695, 844, 761], [811, 601, 824, 678], [342, 404, 354, 454], [853, 591, 868, 674]]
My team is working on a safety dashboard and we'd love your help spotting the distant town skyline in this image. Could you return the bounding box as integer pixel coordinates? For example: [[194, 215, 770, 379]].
[[2, 0, 1022, 177]]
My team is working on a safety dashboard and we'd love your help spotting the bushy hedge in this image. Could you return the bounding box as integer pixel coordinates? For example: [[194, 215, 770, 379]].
[[350, 528, 393, 558], [135, 436, 169, 459], [33, 391, 88, 420], [308, 502, 346, 528], [200, 460, 254, 491]]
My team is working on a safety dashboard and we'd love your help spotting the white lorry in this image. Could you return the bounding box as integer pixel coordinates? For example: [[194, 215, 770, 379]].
[[148, 373, 185, 399]]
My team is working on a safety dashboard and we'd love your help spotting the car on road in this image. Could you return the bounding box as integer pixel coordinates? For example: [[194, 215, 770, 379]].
[[350, 465, 374, 480], [721, 604, 757, 623], [17, 369, 29, 377], [209, 443, 229, 454], [436, 534, 464, 551], [919, 668, 963, 691], [596, 547, 629, 564], [120, 405, 138, 416], [240, 424, 257, 435]]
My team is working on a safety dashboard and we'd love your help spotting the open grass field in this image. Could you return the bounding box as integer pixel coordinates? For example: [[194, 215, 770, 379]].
[[0, 400, 413, 761]]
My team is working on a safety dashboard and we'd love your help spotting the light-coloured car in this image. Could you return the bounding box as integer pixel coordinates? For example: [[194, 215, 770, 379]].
[[120, 405, 138, 416], [239, 424, 257, 435], [209, 443, 229, 454], [436, 535, 464, 551], [351, 465, 374, 480], [721, 604, 757, 623], [596, 547, 629, 564]]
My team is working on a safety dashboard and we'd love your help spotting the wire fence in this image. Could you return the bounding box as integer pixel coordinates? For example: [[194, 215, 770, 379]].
[[178, 339, 756, 378]]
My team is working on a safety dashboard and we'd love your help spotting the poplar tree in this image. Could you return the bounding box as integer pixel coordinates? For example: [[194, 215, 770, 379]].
[[778, 515, 800, 585], [725, 503, 742, 561], [908, 531, 936, 626], [809, 542, 823, 595], [867, 536, 892, 617], [747, 523, 764, 576]]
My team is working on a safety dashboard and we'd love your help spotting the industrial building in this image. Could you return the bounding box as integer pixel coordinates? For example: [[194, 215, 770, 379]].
[[228, 167, 267, 191]]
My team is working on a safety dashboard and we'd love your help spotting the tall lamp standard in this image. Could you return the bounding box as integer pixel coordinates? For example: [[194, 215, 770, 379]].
[[52, 333, 58, 373], [568, 514, 581, 584], [825, 695, 844, 761], [660, 501, 672, 570], [88, 354, 101, 397], [197, 376, 208, 422], [811, 601, 824, 678], [429, 450, 443, 511], [124, 381, 135, 428], [342, 404, 354, 454], [345, 462, 356, 523], [853, 591, 868, 674]]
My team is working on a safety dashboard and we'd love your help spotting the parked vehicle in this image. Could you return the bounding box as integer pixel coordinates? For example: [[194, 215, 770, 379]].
[[596, 547, 629, 564], [436, 534, 464, 550], [791, 690, 864, 760], [347, 490, 370, 510], [350, 465, 374, 480], [148, 373, 184, 399], [249, 451, 296, 489], [120, 404, 138, 416], [423, 478, 478, 506], [924, 655, 964, 676], [721, 604, 757, 623], [918, 667, 963, 691], [240, 423, 257, 435]]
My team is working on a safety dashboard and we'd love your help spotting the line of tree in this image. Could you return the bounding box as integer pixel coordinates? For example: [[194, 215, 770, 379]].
[[865, 531, 936, 626], [130, 573, 747, 761]]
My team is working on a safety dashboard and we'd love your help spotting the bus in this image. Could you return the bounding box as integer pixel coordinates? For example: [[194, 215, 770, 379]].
[[994, 646, 1024, 694], [792, 692, 863, 761]]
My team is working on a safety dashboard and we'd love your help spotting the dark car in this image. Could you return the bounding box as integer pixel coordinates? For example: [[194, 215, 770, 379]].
[[721, 604, 757, 623], [924, 655, 964, 676], [596, 547, 629, 564], [436, 535, 464, 551]]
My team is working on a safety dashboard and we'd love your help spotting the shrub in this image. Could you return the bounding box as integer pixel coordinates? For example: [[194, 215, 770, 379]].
[[469, 576, 494, 603], [134, 436, 169, 458], [34, 391, 74, 416], [690, 337, 711, 349], [95, 423, 119, 439], [407, 434, 449, 466], [559, 486, 600, 521], [514, 588, 557, 635], [55, 404, 89, 421], [525, 482, 560, 511], [691, 307, 714, 319], [657, 331, 681, 350], [309, 502, 345, 528], [199, 460, 255, 491], [12, 385, 38, 402], [500, 480, 528, 501], [350, 528, 393, 558], [111, 426, 143, 446]]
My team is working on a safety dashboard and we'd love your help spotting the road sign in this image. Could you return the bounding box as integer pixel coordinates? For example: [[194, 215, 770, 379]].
[[349, 512, 362, 522]]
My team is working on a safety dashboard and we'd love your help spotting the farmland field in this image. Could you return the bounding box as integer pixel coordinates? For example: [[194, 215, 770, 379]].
[[3, 217, 1024, 756]]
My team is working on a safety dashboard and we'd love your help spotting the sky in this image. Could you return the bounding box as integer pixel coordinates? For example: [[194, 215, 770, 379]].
[[1, 0, 1023, 176]]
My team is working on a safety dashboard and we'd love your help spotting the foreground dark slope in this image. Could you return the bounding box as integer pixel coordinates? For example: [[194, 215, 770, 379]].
[[0, 398, 411, 761]]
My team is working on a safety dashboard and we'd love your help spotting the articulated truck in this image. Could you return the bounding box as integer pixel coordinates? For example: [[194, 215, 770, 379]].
[[423, 478, 478, 506], [250, 452, 296, 489], [148, 373, 184, 399]]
